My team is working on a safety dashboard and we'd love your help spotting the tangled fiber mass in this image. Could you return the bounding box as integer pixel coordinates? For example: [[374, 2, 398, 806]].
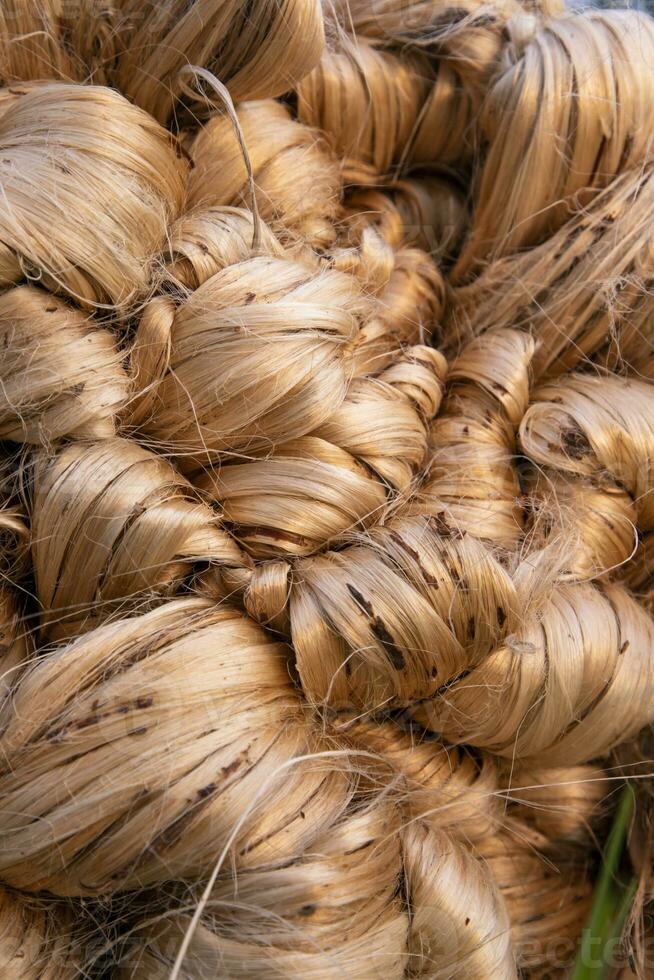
[[1, 0, 654, 977]]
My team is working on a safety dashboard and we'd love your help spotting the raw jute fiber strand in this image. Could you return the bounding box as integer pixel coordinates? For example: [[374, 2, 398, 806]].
[[1, 1, 654, 978]]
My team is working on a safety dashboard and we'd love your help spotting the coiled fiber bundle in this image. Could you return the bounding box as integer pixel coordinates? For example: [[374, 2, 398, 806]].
[[0, 1, 654, 978]]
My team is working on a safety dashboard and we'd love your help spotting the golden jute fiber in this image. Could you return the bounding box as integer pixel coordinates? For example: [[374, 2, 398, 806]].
[[1, 1, 654, 977]]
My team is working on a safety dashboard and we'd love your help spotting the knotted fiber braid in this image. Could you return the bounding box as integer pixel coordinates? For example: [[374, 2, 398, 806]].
[[0, 599, 352, 895], [127, 220, 446, 558]]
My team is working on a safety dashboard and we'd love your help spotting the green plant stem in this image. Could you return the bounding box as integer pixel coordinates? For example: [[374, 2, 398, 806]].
[[572, 783, 636, 980]]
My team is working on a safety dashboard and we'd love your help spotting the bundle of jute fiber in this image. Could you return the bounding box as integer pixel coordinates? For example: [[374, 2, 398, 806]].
[[503, 762, 611, 850], [0, 2, 117, 87], [301, 0, 528, 178], [162, 206, 289, 291], [447, 165, 654, 379], [333, 714, 502, 842], [332, 228, 445, 374], [2, 0, 654, 976], [0, 1, 326, 124], [330, 0, 528, 82], [116, 798, 410, 978], [452, 7, 654, 276], [341, 177, 467, 260], [128, 227, 446, 557], [0, 599, 352, 896], [0, 82, 185, 308], [242, 511, 654, 766], [192, 344, 445, 558], [114, 756, 517, 979], [29, 438, 250, 639], [296, 38, 435, 180], [517, 373, 654, 584], [473, 820, 594, 974], [136, 210, 439, 558], [411, 326, 535, 550], [0, 887, 83, 978], [0, 286, 128, 445], [127, 254, 366, 462], [111, 0, 326, 124], [186, 100, 342, 249]]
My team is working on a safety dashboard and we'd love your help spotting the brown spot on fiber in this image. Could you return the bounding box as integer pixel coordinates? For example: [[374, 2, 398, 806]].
[[370, 619, 405, 670], [617, 133, 635, 174], [619, 640, 630, 654], [347, 583, 405, 670], [496, 606, 507, 627], [47, 724, 71, 743], [299, 904, 316, 916], [221, 757, 243, 779], [561, 421, 592, 460], [174, 138, 193, 165], [154, 810, 197, 849], [347, 583, 374, 617], [75, 714, 101, 729], [128, 726, 147, 736], [244, 291, 256, 304], [445, 559, 464, 589], [429, 513, 464, 539], [435, 667, 472, 697], [153, 759, 243, 851], [49, 691, 159, 738], [234, 523, 312, 548], [388, 531, 440, 587]]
